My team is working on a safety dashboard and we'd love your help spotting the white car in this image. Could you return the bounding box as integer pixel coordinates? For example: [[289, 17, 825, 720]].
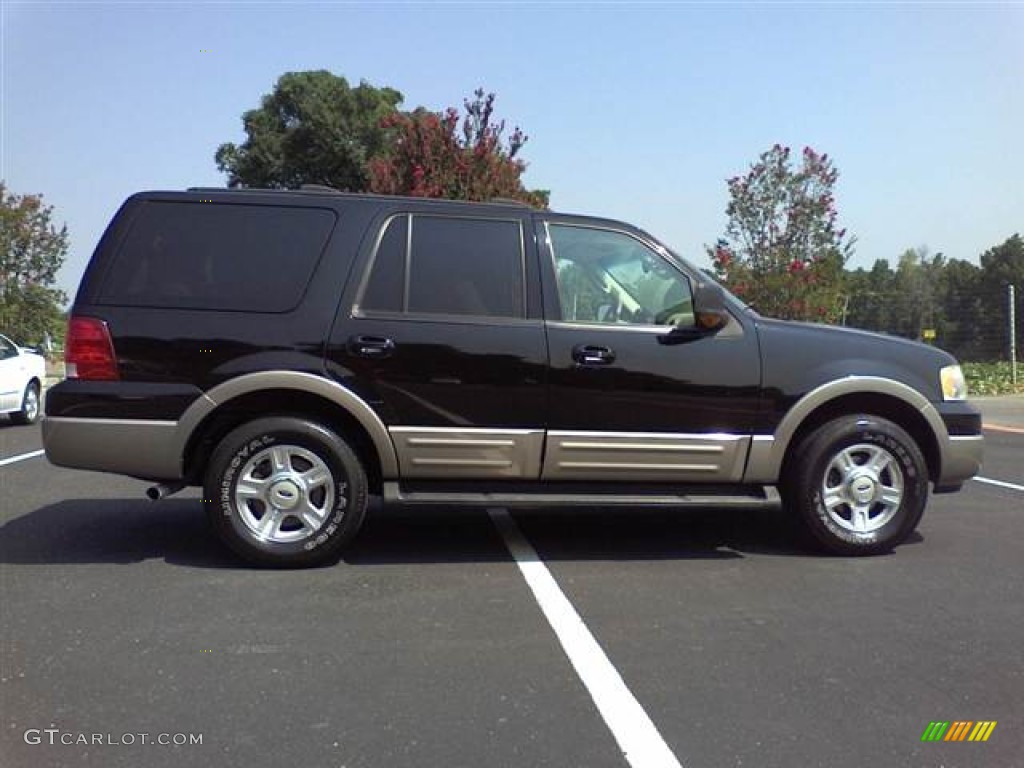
[[0, 333, 46, 425]]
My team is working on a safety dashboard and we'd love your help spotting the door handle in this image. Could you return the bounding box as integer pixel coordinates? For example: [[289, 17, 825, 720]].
[[348, 335, 396, 359], [572, 344, 615, 366]]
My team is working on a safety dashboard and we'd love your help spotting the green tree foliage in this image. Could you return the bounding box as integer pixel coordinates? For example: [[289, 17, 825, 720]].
[[891, 247, 946, 340], [938, 258, 987, 360], [709, 145, 854, 322], [844, 258, 898, 332], [367, 89, 549, 208], [0, 183, 68, 346], [843, 236, 1022, 362], [215, 71, 403, 191], [979, 233, 1024, 358], [979, 233, 1024, 294]]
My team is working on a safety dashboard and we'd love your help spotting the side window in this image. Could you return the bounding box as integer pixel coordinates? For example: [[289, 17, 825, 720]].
[[359, 215, 525, 319], [0, 336, 17, 360], [98, 202, 335, 312], [409, 216, 524, 318], [548, 224, 694, 327]]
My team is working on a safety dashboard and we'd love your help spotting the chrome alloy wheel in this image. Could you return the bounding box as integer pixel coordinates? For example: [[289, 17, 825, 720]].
[[234, 445, 337, 543], [23, 386, 39, 422], [821, 443, 904, 534]]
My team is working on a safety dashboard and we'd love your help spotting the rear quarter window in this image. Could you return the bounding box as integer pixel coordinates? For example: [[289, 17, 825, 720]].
[[96, 201, 336, 312]]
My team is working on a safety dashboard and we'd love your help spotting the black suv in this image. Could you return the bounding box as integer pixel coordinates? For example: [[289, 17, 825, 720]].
[[43, 188, 983, 566]]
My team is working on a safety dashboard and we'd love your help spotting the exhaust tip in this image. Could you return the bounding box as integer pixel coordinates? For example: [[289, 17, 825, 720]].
[[147, 482, 186, 501]]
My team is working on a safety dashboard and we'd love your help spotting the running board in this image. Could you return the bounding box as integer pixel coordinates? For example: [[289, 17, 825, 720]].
[[382, 481, 781, 509]]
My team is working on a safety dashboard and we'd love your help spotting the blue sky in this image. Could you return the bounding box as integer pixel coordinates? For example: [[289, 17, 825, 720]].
[[3, 2, 1022, 297]]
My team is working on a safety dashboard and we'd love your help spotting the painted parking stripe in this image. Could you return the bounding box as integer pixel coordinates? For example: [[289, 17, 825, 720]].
[[0, 449, 44, 467], [974, 476, 1024, 493], [489, 509, 683, 768]]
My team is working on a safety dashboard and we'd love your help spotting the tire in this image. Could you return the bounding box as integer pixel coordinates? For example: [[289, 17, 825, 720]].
[[10, 381, 40, 426], [782, 414, 928, 556], [203, 417, 368, 567]]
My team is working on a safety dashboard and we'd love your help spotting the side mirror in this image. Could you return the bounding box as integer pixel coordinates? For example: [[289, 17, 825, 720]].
[[693, 279, 730, 330], [658, 280, 730, 344]]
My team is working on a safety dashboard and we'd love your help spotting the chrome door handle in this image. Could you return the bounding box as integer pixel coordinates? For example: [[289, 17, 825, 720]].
[[572, 344, 615, 366]]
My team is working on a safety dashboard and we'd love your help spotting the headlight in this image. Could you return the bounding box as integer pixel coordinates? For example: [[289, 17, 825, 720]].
[[940, 364, 967, 401]]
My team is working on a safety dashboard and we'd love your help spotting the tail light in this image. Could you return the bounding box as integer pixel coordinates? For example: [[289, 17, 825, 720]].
[[65, 316, 119, 380]]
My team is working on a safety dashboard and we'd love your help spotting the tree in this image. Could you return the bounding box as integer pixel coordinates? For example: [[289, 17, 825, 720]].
[[979, 233, 1024, 360], [979, 234, 1024, 292], [844, 258, 897, 332], [887, 247, 947, 341], [367, 89, 549, 208], [0, 183, 68, 346], [937, 258, 987, 360], [708, 145, 854, 322], [215, 71, 403, 191]]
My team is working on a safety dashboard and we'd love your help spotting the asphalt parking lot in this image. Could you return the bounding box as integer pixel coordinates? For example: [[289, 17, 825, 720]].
[[1, 398, 1021, 768]]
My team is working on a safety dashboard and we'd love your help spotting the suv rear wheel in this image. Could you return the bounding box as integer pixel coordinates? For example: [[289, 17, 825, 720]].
[[783, 414, 928, 556], [204, 417, 368, 567]]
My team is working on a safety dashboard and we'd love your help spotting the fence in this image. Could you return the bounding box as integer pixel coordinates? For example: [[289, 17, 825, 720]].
[[843, 283, 1020, 385]]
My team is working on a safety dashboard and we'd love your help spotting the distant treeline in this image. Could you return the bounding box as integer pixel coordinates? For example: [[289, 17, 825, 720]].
[[843, 235, 1023, 362]]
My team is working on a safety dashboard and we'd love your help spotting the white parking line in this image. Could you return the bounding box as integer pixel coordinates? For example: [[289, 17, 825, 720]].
[[974, 476, 1024, 493], [0, 449, 45, 468], [489, 509, 683, 768]]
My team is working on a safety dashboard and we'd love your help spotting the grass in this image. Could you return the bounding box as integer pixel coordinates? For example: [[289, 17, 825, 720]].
[[962, 361, 1024, 396]]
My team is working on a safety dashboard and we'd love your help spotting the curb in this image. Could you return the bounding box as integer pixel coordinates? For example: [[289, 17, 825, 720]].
[[983, 423, 1024, 435]]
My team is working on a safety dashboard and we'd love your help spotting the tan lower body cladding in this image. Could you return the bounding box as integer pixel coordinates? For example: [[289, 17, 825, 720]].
[[388, 427, 749, 483]]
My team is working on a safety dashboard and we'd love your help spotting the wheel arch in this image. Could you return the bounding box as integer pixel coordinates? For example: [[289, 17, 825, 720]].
[[746, 377, 945, 485], [176, 372, 397, 492]]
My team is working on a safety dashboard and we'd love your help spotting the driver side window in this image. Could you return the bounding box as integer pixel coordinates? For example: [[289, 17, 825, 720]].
[[548, 224, 694, 327]]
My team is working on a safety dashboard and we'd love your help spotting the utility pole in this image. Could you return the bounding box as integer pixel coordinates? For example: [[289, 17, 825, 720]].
[[1011, 284, 1018, 387]]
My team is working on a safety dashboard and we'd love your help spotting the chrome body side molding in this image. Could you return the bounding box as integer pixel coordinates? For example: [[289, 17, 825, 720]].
[[389, 427, 544, 479], [542, 431, 749, 482], [44, 372, 980, 491]]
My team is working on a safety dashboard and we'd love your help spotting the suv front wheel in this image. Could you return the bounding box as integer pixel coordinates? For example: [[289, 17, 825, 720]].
[[783, 414, 929, 556], [204, 417, 368, 567]]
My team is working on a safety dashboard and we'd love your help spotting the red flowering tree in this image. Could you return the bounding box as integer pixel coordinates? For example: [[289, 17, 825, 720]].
[[368, 90, 549, 208], [708, 145, 853, 322]]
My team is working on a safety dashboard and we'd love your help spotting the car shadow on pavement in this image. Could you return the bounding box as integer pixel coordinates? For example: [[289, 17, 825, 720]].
[[0, 498, 831, 569], [0, 498, 238, 568], [349, 504, 811, 565]]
